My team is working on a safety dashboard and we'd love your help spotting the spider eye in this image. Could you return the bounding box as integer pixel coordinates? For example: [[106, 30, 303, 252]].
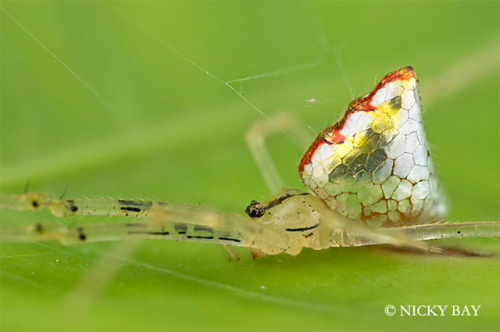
[[245, 200, 265, 218]]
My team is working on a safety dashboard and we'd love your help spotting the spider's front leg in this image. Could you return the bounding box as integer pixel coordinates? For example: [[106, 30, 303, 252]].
[[0, 192, 292, 256]]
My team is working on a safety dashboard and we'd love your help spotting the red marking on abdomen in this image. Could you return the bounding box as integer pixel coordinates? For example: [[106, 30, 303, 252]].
[[299, 67, 415, 178], [326, 129, 346, 144], [298, 125, 347, 175], [299, 138, 324, 175]]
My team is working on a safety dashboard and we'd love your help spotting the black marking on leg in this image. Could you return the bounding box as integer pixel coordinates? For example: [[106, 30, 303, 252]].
[[77, 227, 87, 241], [121, 207, 141, 213], [194, 225, 214, 233], [35, 223, 43, 233], [31, 200, 39, 208], [186, 235, 214, 240], [175, 224, 188, 233], [125, 223, 148, 228], [66, 200, 78, 212], [286, 223, 319, 232], [218, 237, 241, 243], [118, 200, 152, 209], [128, 231, 170, 236]]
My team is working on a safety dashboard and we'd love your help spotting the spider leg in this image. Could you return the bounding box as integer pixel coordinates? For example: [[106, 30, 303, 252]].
[[375, 221, 500, 256], [245, 113, 312, 194], [0, 192, 291, 255], [395, 221, 500, 241], [221, 245, 240, 260], [328, 217, 500, 253], [326, 216, 440, 252], [0, 218, 281, 249]]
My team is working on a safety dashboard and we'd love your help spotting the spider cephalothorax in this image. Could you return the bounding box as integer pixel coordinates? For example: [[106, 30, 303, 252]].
[[299, 67, 446, 226]]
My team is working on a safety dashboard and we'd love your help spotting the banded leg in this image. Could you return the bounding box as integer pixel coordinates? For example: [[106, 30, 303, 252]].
[[0, 192, 290, 255]]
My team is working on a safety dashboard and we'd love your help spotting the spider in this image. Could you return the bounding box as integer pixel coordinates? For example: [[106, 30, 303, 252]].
[[1, 66, 498, 258]]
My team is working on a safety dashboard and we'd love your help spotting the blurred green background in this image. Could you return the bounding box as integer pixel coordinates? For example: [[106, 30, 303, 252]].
[[1, 1, 499, 331]]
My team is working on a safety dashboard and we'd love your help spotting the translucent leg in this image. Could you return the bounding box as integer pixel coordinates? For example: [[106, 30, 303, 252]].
[[221, 245, 240, 260], [395, 221, 500, 241], [245, 113, 312, 194], [328, 218, 500, 253], [325, 217, 437, 252], [0, 192, 290, 255]]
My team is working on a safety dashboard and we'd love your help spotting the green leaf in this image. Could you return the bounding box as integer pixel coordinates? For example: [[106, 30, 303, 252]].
[[1, 2, 499, 331]]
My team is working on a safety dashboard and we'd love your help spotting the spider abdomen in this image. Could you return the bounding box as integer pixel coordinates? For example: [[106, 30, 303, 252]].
[[299, 67, 446, 226]]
